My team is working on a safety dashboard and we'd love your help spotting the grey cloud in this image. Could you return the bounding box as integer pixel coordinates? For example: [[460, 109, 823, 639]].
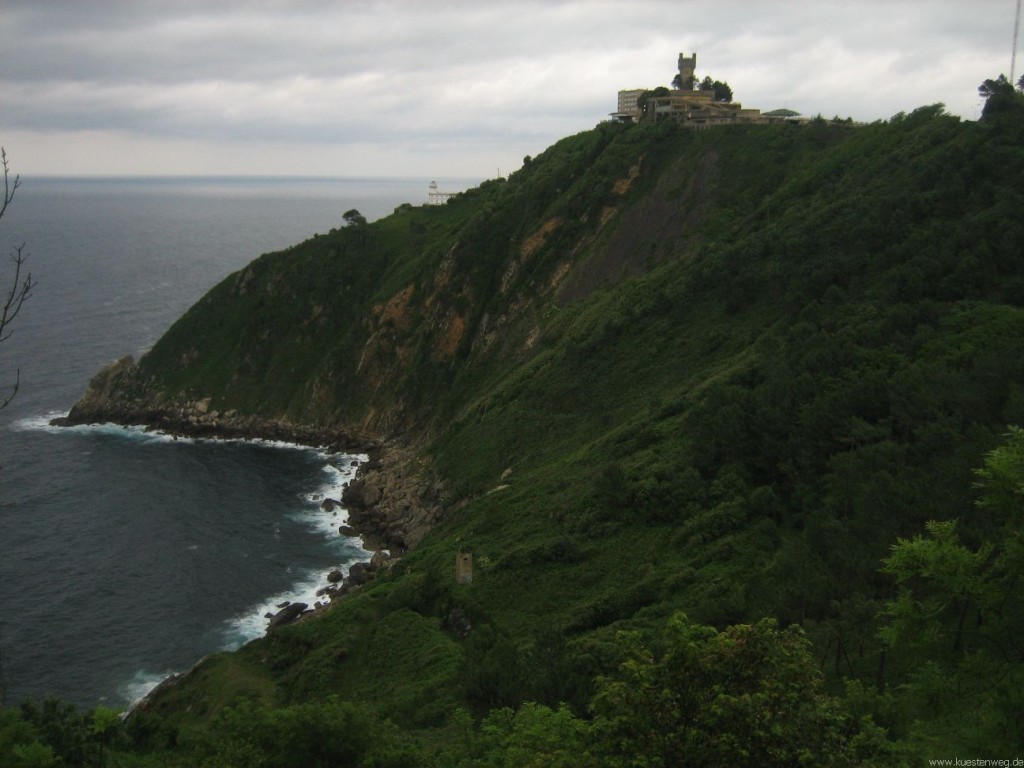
[[1, 0, 1018, 175]]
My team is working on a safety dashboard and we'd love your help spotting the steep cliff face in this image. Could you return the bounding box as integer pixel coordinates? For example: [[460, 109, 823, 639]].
[[64, 107, 1024, 757], [63, 111, 1024, 598], [65, 121, 712, 441], [61, 121, 726, 557]]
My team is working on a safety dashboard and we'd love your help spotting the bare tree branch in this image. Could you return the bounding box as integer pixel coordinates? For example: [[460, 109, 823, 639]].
[[0, 147, 34, 410], [0, 244, 33, 344], [0, 148, 20, 221]]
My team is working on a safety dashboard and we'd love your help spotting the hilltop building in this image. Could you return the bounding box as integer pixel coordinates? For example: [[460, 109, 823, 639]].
[[614, 52, 797, 129], [616, 88, 646, 122], [427, 180, 456, 206], [677, 51, 697, 88], [640, 88, 767, 128]]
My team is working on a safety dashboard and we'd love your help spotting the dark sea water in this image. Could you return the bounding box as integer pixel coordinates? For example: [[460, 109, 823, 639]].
[[0, 175, 475, 709]]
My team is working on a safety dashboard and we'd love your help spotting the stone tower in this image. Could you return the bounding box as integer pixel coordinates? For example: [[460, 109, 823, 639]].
[[677, 51, 697, 90], [456, 549, 473, 584]]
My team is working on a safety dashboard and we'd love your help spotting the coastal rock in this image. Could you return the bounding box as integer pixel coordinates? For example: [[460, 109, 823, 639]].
[[370, 550, 393, 571], [341, 478, 367, 509], [53, 370, 377, 454], [338, 444, 445, 553], [55, 355, 141, 424], [330, 584, 351, 601], [347, 561, 374, 585], [327, 569, 344, 583], [364, 483, 383, 507], [268, 602, 307, 630], [339, 525, 358, 537]]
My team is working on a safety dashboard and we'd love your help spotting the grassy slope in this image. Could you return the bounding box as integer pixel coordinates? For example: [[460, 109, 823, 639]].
[[131, 108, 1024, 755]]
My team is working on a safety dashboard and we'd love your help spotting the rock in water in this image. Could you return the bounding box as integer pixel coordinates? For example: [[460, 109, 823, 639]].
[[268, 602, 308, 630]]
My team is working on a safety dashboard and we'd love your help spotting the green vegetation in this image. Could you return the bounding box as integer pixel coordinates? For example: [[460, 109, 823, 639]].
[[697, 75, 732, 102], [6, 81, 1024, 764], [978, 74, 1024, 119]]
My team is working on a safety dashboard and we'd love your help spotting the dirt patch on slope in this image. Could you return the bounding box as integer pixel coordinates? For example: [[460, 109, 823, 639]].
[[374, 284, 416, 330], [520, 217, 563, 260], [433, 312, 467, 362]]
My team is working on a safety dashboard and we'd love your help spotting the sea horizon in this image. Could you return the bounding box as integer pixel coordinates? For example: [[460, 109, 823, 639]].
[[0, 175, 420, 708]]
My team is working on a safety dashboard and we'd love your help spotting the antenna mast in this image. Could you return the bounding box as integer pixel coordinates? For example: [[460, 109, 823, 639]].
[[1013, 0, 1022, 82]]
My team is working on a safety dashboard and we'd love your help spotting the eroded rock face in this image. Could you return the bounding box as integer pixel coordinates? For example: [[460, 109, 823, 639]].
[[342, 444, 445, 553], [57, 355, 148, 424], [347, 562, 374, 586]]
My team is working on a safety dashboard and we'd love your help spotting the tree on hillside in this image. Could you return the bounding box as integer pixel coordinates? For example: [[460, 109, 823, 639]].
[[0, 149, 33, 410], [699, 75, 734, 103], [590, 613, 890, 766], [636, 86, 670, 118], [450, 613, 895, 766], [978, 74, 1024, 119], [880, 427, 1024, 751], [342, 208, 367, 227], [671, 72, 695, 91]]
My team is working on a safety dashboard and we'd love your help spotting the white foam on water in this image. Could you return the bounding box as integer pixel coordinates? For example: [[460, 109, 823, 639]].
[[10, 411, 71, 432], [120, 668, 180, 707], [220, 568, 332, 650], [14, 413, 372, 459], [10, 413, 193, 444], [48, 416, 371, 703], [220, 452, 370, 649], [295, 457, 367, 538]]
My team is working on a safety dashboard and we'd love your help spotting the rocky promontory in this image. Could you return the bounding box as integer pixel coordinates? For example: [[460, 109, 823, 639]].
[[53, 355, 447, 561], [52, 356, 375, 449]]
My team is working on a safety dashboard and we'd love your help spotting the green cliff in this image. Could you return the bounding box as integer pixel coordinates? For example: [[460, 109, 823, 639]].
[[43, 100, 1024, 764]]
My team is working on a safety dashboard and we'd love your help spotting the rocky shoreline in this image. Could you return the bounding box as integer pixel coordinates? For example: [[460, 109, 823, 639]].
[[263, 439, 446, 631], [113, 417, 447, 715], [52, 358, 447, 634]]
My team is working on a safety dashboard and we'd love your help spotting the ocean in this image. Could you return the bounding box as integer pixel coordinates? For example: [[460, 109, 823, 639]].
[[0, 175, 475, 709]]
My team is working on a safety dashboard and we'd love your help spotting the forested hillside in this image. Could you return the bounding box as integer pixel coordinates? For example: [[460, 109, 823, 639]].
[[7, 86, 1024, 765]]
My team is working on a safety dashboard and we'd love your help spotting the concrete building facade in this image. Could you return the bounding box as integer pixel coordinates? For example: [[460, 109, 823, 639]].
[[615, 88, 646, 121], [613, 52, 795, 129]]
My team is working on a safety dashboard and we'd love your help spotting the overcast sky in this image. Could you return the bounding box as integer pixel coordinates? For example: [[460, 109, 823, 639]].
[[1, 0, 1020, 178]]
